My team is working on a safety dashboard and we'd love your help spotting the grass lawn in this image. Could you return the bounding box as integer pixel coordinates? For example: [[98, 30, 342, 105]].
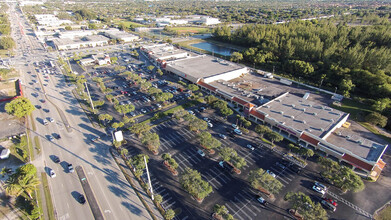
[[168, 26, 211, 34], [375, 204, 391, 220], [114, 20, 146, 28], [331, 98, 373, 121]]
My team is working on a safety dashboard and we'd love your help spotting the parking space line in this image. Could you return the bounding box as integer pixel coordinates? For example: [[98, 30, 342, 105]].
[[230, 200, 253, 220], [237, 193, 258, 216], [225, 204, 245, 220], [165, 201, 176, 209]]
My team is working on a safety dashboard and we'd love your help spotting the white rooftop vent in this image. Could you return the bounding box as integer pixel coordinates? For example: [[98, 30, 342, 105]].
[[346, 135, 351, 139], [276, 99, 281, 102], [320, 128, 324, 132], [312, 112, 317, 116], [264, 105, 270, 108], [301, 108, 306, 112], [291, 104, 295, 107], [290, 115, 295, 119], [279, 111, 284, 114], [281, 122, 285, 125]]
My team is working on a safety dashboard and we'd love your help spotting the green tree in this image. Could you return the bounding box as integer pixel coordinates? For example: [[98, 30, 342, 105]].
[[110, 57, 118, 64], [120, 148, 128, 157], [213, 204, 233, 220], [365, 112, 388, 127], [5, 174, 40, 199], [64, 26, 72, 31], [5, 97, 35, 118], [154, 194, 163, 204], [299, 148, 314, 161], [180, 168, 212, 200], [205, 95, 218, 105], [372, 98, 391, 112], [157, 68, 163, 76], [130, 154, 149, 170], [188, 117, 208, 132], [164, 209, 176, 220], [112, 122, 124, 131], [255, 125, 271, 138], [230, 52, 243, 63], [266, 132, 283, 144], [248, 168, 283, 195], [147, 65, 155, 72], [140, 81, 152, 92], [141, 132, 160, 152], [129, 123, 151, 138], [187, 84, 199, 93], [339, 79, 355, 97], [220, 107, 233, 118], [198, 131, 221, 150], [98, 114, 113, 125], [0, 36, 15, 50], [284, 192, 327, 220], [114, 104, 135, 116]]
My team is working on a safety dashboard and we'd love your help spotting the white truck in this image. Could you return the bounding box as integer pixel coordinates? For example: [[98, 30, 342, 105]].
[[0, 149, 10, 159]]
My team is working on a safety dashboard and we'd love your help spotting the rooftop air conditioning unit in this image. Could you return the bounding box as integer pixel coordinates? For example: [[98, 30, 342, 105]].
[[279, 111, 284, 114], [290, 115, 295, 119]]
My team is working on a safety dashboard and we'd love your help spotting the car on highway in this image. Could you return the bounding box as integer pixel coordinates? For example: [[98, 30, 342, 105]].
[[218, 134, 227, 139], [49, 169, 56, 178], [245, 144, 255, 150], [257, 196, 268, 205], [312, 185, 326, 196], [266, 170, 276, 178], [53, 133, 61, 139], [68, 163, 74, 173], [53, 155, 60, 163], [78, 194, 86, 204], [197, 149, 205, 157], [233, 129, 242, 135]]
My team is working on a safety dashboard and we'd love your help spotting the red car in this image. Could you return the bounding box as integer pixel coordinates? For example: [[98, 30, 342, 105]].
[[324, 198, 338, 206]]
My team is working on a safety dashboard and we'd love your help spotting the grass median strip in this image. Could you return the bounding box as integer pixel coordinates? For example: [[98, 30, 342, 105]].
[[41, 172, 56, 220], [111, 152, 157, 220]]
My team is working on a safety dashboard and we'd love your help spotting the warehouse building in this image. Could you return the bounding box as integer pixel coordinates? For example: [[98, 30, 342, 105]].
[[52, 35, 109, 50], [102, 29, 140, 43], [196, 80, 387, 178]]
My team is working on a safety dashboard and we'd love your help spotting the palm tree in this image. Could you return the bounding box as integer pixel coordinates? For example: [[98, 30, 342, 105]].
[[5, 175, 40, 199]]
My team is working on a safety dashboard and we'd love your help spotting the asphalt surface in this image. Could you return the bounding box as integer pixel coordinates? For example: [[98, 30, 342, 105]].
[[8, 3, 153, 220]]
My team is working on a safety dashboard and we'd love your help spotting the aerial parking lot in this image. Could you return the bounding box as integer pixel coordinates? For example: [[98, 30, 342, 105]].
[[71, 47, 388, 220]]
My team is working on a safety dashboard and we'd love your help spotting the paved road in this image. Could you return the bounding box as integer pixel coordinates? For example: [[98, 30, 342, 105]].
[[8, 3, 153, 220]]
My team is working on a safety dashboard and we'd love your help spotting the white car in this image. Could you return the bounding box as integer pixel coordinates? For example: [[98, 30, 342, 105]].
[[48, 135, 54, 141], [141, 109, 147, 114], [245, 144, 255, 150], [266, 170, 276, 178], [188, 110, 194, 115], [312, 185, 326, 195], [49, 117, 54, 122], [257, 196, 268, 205], [219, 134, 227, 139], [197, 149, 205, 157], [314, 182, 327, 191], [233, 129, 242, 135], [232, 124, 238, 129], [208, 122, 213, 128], [203, 117, 210, 122], [49, 169, 56, 178]]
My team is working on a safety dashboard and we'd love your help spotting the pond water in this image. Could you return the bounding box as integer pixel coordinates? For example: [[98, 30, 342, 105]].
[[191, 42, 236, 56]]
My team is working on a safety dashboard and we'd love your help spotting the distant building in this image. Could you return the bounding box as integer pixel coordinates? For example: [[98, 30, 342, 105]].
[[58, 30, 97, 40], [19, 1, 44, 6], [52, 35, 109, 50], [200, 16, 221, 26], [35, 14, 73, 28], [80, 54, 111, 66], [102, 29, 140, 43], [89, 20, 101, 24]]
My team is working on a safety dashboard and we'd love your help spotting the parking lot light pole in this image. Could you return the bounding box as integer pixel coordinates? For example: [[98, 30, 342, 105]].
[[144, 156, 154, 200], [84, 82, 95, 112]]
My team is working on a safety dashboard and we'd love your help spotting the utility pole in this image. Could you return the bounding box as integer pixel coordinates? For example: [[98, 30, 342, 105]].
[[84, 82, 94, 112], [144, 156, 154, 200]]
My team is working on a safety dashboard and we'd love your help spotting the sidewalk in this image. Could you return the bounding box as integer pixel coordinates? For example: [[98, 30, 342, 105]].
[[111, 149, 164, 220]]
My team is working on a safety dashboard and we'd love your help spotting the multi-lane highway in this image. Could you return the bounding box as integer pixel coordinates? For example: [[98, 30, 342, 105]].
[[8, 3, 152, 220]]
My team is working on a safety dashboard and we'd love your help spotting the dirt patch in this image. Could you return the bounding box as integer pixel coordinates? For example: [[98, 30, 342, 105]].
[[0, 103, 25, 139], [0, 81, 17, 99]]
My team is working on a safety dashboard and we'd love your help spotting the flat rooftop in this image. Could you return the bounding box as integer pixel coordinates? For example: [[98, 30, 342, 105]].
[[326, 127, 387, 161], [258, 93, 347, 137], [85, 35, 110, 42], [166, 55, 244, 80]]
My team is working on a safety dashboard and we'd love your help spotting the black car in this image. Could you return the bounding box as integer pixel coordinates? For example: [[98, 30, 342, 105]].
[[78, 194, 86, 204], [291, 164, 302, 174], [53, 155, 60, 163], [53, 133, 61, 139]]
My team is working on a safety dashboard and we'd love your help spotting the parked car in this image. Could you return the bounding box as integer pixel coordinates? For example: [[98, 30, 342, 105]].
[[245, 144, 255, 150], [321, 199, 336, 212], [48, 135, 54, 141], [218, 134, 227, 139], [68, 163, 74, 173], [203, 117, 210, 122], [232, 124, 238, 129], [314, 181, 327, 191], [53, 155, 60, 163], [257, 196, 268, 205], [197, 149, 205, 157], [266, 170, 276, 178], [312, 185, 326, 195], [207, 122, 213, 128], [49, 169, 56, 178], [43, 119, 48, 125], [233, 129, 242, 135], [78, 194, 86, 204], [49, 117, 54, 122], [53, 133, 61, 139], [141, 109, 147, 114]]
